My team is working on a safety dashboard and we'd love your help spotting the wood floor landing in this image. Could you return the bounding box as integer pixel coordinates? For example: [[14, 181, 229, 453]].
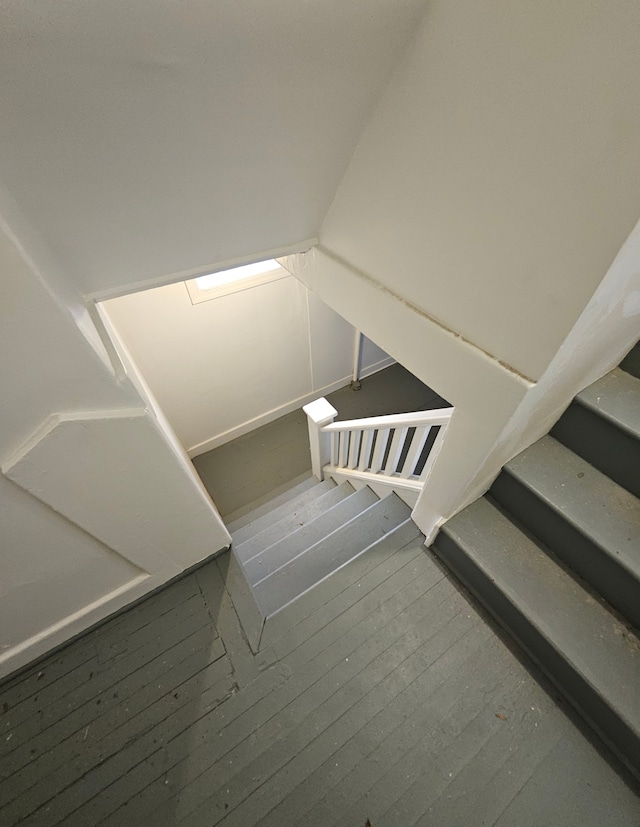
[[1, 538, 639, 826]]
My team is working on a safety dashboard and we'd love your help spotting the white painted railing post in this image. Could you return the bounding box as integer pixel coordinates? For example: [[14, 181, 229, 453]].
[[303, 398, 338, 481]]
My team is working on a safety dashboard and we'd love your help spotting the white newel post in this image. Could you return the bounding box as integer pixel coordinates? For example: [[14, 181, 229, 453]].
[[303, 398, 338, 481]]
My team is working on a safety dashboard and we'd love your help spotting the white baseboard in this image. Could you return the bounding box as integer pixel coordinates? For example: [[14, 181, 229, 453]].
[[0, 574, 151, 682], [187, 357, 397, 458], [187, 377, 352, 458], [359, 355, 396, 379]]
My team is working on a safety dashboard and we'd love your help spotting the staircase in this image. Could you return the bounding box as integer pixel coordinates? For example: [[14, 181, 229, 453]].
[[433, 340, 640, 779], [224, 477, 417, 652]]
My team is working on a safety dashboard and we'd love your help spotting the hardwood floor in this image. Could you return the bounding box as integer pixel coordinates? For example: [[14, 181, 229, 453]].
[[1, 532, 638, 825], [2, 364, 638, 825]]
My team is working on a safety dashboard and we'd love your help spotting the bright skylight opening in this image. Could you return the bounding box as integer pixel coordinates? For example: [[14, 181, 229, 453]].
[[195, 259, 281, 292]]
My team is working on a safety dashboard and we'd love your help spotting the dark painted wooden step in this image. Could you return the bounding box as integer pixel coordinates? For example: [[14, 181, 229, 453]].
[[432, 496, 640, 779], [490, 435, 640, 629], [620, 339, 640, 381], [551, 368, 640, 498]]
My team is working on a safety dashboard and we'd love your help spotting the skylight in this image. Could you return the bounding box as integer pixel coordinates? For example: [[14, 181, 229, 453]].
[[195, 259, 281, 292], [185, 258, 287, 305]]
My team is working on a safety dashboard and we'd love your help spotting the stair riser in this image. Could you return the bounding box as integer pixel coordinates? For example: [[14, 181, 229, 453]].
[[551, 403, 640, 498], [620, 341, 640, 381], [432, 530, 640, 779], [490, 474, 640, 630]]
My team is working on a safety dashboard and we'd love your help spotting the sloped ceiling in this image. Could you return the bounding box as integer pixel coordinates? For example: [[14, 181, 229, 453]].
[[0, 0, 427, 296]]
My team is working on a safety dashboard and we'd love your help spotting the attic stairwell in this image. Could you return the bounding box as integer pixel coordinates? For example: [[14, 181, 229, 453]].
[[433, 340, 640, 780], [222, 402, 454, 653]]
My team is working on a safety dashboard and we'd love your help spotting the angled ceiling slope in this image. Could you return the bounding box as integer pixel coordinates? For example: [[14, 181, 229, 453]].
[[0, 0, 427, 297]]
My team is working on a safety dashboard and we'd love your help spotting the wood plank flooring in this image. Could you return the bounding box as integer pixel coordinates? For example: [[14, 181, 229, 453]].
[[1, 533, 638, 826]]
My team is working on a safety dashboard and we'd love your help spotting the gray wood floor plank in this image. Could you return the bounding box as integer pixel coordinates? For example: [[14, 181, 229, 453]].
[[372, 677, 559, 827], [493, 735, 640, 827], [0, 575, 201, 707], [301, 628, 514, 827], [96, 566, 468, 827], [155, 597, 484, 826], [1, 591, 212, 742], [0, 607, 217, 782], [19, 665, 236, 827], [239, 622, 502, 827], [0, 634, 227, 819], [411, 687, 565, 827], [0, 578, 207, 737]]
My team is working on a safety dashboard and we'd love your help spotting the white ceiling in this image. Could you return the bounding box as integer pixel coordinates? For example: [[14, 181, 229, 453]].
[[0, 0, 427, 296]]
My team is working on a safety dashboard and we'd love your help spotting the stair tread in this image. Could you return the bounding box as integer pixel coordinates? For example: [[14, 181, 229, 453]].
[[440, 497, 640, 730], [505, 435, 640, 580], [259, 519, 424, 649], [243, 486, 378, 584], [224, 473, 317, 531], [577, 368, 640, 441], [253, 493, 412, 619], [228, 478, 336, 544], [234, 482, 355, 565]]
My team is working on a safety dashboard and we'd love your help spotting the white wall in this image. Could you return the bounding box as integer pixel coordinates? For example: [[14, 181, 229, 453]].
[[283, 248, 531, 543], [103, 271, 393, 456], [0, 0, 426, 297], [0, 214, 231, 680], [321, 0, 640, 383], [282, 0, 640, 542], [0, 0, 420, 681]]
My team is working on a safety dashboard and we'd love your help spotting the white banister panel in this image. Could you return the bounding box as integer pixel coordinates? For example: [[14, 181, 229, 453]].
[[304, 399, 454, 494]]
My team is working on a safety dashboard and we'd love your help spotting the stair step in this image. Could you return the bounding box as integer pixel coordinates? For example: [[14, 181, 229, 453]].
[[551, 368, 640, 497], [259, 519, 424, 650], [224, 473, 317, 531], [433, 496, 640, 778], [228, 478, 336, 544], [620, 339, 640, 381], [578, 368, 640, 441], [491, 435, 640, 629], [253, 493, 412, 619], [243, 486, 377, 584], [234, 482, 355, 565]]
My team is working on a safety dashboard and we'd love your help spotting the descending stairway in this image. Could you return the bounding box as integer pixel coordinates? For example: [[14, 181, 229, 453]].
[[223, 477, 416, 652], [433, 340, 640, 779]]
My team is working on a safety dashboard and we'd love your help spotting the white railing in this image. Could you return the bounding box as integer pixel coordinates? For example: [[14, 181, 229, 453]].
[[303, 397, 454, 494]]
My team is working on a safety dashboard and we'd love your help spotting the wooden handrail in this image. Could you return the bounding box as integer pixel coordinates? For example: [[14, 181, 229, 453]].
[[321, 407, 454, 432]]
